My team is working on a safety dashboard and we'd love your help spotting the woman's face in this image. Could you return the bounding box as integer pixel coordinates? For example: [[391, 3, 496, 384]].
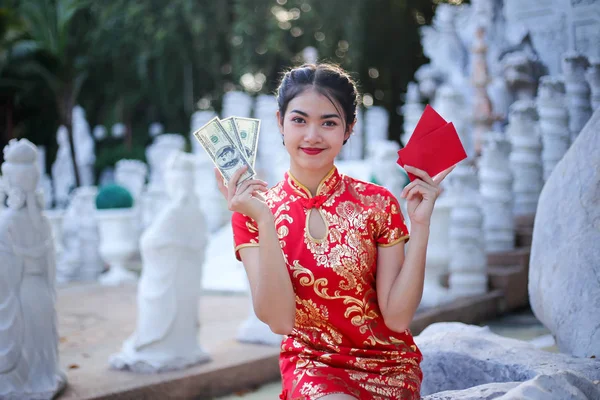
[[277, 89, 352, 175]]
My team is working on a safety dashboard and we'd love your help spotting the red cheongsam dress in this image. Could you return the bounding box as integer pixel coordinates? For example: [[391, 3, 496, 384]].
[[232, 167, 423, 400]]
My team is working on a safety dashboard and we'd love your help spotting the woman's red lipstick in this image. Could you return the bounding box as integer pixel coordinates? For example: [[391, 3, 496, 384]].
[[301, 148, 324, 155]]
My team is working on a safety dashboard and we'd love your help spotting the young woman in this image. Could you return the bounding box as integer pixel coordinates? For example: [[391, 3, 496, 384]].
[[215, 63, 453, 400]]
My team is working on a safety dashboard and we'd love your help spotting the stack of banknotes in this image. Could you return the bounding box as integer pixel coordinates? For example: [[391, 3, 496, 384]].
[[192, 116, 260, 185]]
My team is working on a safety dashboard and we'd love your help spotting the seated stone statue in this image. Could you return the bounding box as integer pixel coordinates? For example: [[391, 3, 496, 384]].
[[0, 139, 67, 399], [109, 151, 210, 372]]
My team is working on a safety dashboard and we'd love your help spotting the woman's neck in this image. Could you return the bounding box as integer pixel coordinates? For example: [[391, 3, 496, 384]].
[[289, 164, 334, 196]]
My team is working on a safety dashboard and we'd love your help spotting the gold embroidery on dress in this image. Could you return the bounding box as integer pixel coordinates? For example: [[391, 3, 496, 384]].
[[277, 171, 419, 399]]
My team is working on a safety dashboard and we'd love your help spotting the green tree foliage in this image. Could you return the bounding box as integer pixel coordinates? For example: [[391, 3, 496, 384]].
[[1, 0, 443, 180]]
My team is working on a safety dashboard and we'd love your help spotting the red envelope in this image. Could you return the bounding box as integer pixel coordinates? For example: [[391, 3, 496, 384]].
[[397, 122, 467, 181], [406, 104, 447, 146]]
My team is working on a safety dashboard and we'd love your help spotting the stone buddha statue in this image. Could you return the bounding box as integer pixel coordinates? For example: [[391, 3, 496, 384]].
[[110, 151, 210, 372], [0, 138, 67, 399]]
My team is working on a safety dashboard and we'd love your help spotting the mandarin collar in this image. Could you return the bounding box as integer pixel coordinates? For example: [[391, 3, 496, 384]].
[[284, 166, 342, 200]]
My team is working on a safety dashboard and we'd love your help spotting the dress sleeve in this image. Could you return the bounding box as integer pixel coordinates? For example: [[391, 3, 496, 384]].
[[232, 211, 260, 261], [376, 192, 410, 247]]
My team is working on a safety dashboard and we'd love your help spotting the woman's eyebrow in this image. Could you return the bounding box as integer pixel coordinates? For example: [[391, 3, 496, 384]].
[[289, 109, 308, 116], [289, 109, 341, 119]]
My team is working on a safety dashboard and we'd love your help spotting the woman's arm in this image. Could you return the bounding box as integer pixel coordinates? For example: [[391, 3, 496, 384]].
[[216, 167, 296, 335], [239, 210, 296, 335], [376, 164, 453, 332], [376, 225, 429, 332]]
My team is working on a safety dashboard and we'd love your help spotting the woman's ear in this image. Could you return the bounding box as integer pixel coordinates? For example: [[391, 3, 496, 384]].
[[344, 119, 357, 142]]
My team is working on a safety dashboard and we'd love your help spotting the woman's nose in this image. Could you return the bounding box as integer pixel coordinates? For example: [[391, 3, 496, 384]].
[[304, 124, 321, 142]]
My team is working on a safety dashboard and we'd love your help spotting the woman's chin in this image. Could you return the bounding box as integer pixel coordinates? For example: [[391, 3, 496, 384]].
[[295, 158, 334, 172]]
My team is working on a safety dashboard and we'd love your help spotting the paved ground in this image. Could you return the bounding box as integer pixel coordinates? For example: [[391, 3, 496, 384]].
[[54, 283, 553, 399], [56, 283, 280, 399]]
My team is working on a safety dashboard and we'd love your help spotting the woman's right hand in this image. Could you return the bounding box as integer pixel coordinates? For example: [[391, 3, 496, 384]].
[[215, 167, 270, 223]]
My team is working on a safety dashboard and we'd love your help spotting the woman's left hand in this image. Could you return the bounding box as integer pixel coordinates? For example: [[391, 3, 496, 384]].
[[400, 165, 455, 227]]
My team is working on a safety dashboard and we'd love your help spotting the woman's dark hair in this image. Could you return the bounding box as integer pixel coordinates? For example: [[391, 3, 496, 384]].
[[276, 63, 359, 144]]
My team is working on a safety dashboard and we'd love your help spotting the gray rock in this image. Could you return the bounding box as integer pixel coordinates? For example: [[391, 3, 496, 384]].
[[528, 107, 600, 358], [423, 371, 600, 400], [423, 382, 520, 400], [415, 322, 600, 396]]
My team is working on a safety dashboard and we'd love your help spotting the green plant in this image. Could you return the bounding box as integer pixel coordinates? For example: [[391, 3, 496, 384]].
[[95, 183, 133, 209]]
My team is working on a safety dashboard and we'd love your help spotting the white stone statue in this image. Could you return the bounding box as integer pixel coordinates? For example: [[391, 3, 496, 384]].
[[401, 82, 424, 145], [420, 193, 453, 309], [93, 125, 107, 141], [562, 53, 592, 141], [238, 299, 284, 347], [478, 132, 515, 253], [114, 159, 149, 262], [536, 76, 570, 181], [448, 163, 487, 298], [339, 105, 364, 161], [202, 224, 248, 293], [302, 46, 318, 64], [43, 208, 65, 271], [139, 185, 169, 230], [195, 151, 229, 233], [255, 94, 290, 184], [470, 26, 496, 157], [420, 4, 469, 92], [115, 159, 148, 201], [146, 134, 186, 192], [0, 139, 67, 399], [237, 270, 283, 347], [364, 106, 389, 148], [586, 59, 600, 111], [0, 175, 6, 213], [57, 186, 104, 283], [143, 134, 185, 229], [414, 63, 444, 103], [460, 0, 507, 77], [504, 0, 599, 76], [499, 34, 545, 103], [51, 126, 76, 209], [221, 90, 252, 119], [111, 123, 126, 139], [149, 122, 164, 138], [434, 84, 472, 158], [368, 140, 408, 199], [72, 105, 95, 186], [110, 151, 211, 372], [506, 100, 543, 216]]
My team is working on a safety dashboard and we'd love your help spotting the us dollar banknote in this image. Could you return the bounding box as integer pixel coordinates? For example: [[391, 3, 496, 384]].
[[220, 117, 246, 158], [192, 117, 255, 185], [233, 117, 261, 169]]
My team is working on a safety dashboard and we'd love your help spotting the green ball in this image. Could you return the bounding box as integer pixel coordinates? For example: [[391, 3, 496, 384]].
[[95, 184, 134, 209]]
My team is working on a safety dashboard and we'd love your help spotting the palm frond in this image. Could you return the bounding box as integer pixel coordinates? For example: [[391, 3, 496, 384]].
[[18, 61, 61, 93], [8, 40, 40, 59]]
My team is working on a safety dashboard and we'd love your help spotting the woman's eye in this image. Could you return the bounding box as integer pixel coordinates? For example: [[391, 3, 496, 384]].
[[323, 120, 337, 127], [291, 117, 305, 123]]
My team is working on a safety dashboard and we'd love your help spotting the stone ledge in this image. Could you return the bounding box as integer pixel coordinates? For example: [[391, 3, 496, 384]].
[[58, 343, 280, 400], [411, 291, 504, 335], [486, 247, 530, 268], [487, 247, 530, 310]]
